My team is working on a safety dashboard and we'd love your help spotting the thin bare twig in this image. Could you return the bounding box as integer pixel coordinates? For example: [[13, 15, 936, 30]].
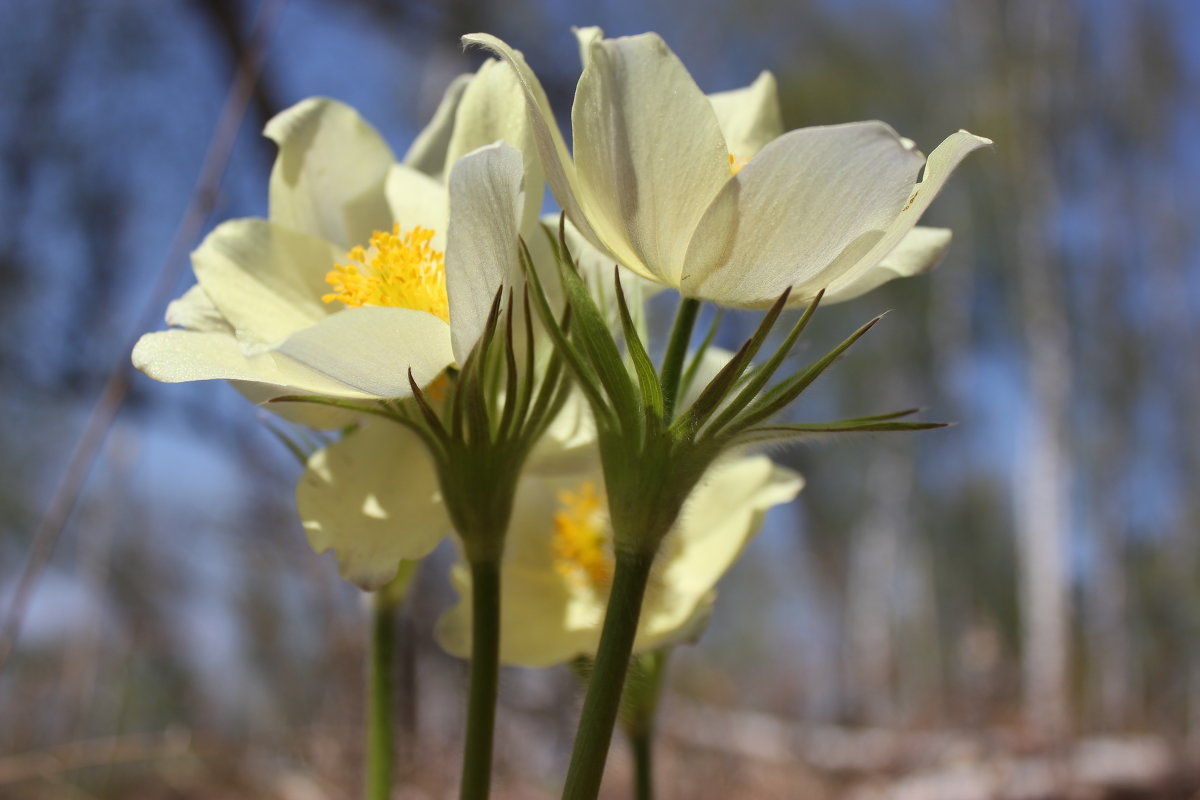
[[0, 0, 289, 671]]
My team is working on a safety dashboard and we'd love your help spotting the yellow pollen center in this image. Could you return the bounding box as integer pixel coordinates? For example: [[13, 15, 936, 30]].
[[322, 223, 449, 321], [552, 481, 613, 588], [729, 153, 750, 175]]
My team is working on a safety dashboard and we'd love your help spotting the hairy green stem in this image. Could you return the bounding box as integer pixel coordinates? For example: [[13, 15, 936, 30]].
[[562, 551, 655, 800], [366, 586, 400, 800], [660, 298, 701, 421], [622, 650, 668, 800], [460, 559, 502, 800]]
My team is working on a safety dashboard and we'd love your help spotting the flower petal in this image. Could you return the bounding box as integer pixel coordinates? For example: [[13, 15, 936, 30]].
[[572, 32, 732, 286], [384, 164, 449, 250], [822, 130, 992, 298], [264, 98, 395, 248], [274, 307, 454, 398], [403, 73, 472, 179], [192, 218, 341, 350], [462, 34, 607, 254], [822, 226, 952, 303], [445, 142, 524, 363], [708, 71, 784, 160], [164, 284, 232, 333], [444, 59, 545, 232], [640, 456, 803, 646], [132, 328, 376, 398], [682, 121, 925, 306], [297, 420, 449, 590]]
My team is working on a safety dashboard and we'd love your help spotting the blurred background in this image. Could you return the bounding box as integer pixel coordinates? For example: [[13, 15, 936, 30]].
[[2, 0, 1198, 797]]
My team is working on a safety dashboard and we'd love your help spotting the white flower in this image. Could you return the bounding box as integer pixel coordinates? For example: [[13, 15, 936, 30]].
[[465, 28, 991, 308], [133, 58, 543, 424]]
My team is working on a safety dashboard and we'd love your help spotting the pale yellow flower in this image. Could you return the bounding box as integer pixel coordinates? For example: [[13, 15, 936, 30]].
[[466, 28, 991, 308], [133, 58, 543, 425]]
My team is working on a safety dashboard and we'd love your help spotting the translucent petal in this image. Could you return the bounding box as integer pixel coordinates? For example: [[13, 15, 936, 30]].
[[297, 420, 449, 590], [444, 143, 525, 363], [572, 32, 731, 286], [164, 284, 232, 334], [708, 71, 784, 160], [822, 226, 952, 304], [264, 98, 395, 248], [682, 121, 925, 306], [403, 73, 471, 179]]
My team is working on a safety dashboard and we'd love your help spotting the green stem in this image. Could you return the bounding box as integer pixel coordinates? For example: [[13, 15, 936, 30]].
[[660, 297, 701, 421], [631, 728, 653, 800], [622, 650, 668, 800], [562, 552, 656, 800], [366, 588, 398, 800], [460, 558, 502, 800]]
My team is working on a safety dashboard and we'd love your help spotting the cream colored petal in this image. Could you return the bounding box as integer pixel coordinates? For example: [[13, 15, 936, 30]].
[[572, 25, 603, 67], [230, 381, 358, 429], [462, 34, 607, 253], [436, 561, 599, 667], [384, 164, 449, 250], [708, 71, 784, 160], [164, 284, 232, 333], [572, 32, 732, 287], [444, 60, 545, 232], [275, 307, 454, 398], [132, 328, 377, 399], [640, 456, 803, 645], [192, 218, 341, 351], [682, 121, 925, 306], [553, 214, 664, 317], [297, 420, 449, 590], [526, 391, 600, 476], [445, 143, 525, 363], [403, 73, 472, 178], [265, 98, 395, 248], [822, 226, 952, 304], [820, 130, 992, 299]]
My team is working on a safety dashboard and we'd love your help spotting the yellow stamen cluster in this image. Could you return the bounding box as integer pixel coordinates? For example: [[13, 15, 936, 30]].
[[323, 223, 449, 321], [552, 482, 613, 588], [729, 153, 750, 175]]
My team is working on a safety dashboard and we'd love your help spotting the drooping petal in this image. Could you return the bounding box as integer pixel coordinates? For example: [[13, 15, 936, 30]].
[[383, 164, 449, 250], [132, 328, 377, 399], [264, 98, 395, 248], [191, 218, 341, 350], [403, 73, 472, 179], [572, 32, 732, 286], [297, 420, 449, 590], [462, 34, 607, 254], [640, 456, 803, 646], [444, 142, 524, 363], [164, 284, 232, 333], [708, 71, 784, 160], [822, 226, 952, 304], [823, 130, 992, 296], [274, 306, 454, 398], [682, 121, 925, 306]]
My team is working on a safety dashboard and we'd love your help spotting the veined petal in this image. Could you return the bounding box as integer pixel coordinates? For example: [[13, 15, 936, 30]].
[[297, 420, 449, 590], [640, 456, 803, 645], [708, 71, 784, 160], [822, 226, 952, 304], [823, 130, 992, 296], [274, 307, 455, 399], [572, 32, 732, 287], [383, 164, 449, 251], [403, 73, 472, 179], [445, 142, 525, 363], [265, 98, 395, 248], [462, 34, 607, 253], [192, 218, 341, 350], [164, 284, 232, 333], [444, 60, 545, 232], [132, 328, 378, 399], [682, 121, 925, 306]]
